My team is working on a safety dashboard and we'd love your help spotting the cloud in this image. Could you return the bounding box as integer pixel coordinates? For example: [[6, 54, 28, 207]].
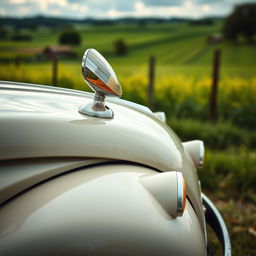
[[202, 4, 210, 12], [1, 0, 256, 18], [66, 0, 135, 11], [195, 0, 222, 3], [9, 0, 26, 3], [143, 0, 184, 6], [0, 8, 6, 15]]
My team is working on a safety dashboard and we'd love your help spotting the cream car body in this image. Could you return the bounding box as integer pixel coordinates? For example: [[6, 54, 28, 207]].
[[0, 49, 231, 255]]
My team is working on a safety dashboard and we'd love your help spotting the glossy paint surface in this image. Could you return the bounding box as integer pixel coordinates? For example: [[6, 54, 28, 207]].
[[0, 165, 207, 256], [0, 83, 181, 171], [0, 81, 205, 233], [0, 158, 110, 205]]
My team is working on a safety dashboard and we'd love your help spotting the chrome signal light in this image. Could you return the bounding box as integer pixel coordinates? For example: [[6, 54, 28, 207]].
[[139, 171, 187, 218], [177, 172, 186, 216], [182, 140, 205, 169]]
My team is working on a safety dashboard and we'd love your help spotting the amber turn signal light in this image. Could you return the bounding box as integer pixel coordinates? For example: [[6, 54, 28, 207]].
[[177, 172, 186, 216]]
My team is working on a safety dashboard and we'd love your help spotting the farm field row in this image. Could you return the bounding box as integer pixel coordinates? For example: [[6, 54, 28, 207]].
[[1, 22, 256, 67]]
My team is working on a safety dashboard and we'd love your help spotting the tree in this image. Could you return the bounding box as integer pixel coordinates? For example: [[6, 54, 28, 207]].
[[59, 29, 81, 46], [223, 3, 256, 42], [114, 39, 128, 55], [0, 27, 7, 40]]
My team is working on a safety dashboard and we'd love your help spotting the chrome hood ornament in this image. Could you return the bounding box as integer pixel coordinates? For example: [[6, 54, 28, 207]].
[[79, 48, 122, 118]]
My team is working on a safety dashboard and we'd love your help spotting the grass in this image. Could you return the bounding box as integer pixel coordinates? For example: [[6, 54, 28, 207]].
[[206, 197, 256, 256], [197, 147, 255, 255], [200, 149, 256, 200], [168, 118, 256, 149]]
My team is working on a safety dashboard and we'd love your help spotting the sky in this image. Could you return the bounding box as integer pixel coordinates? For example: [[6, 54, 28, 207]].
[[0, 0, 256, 19]]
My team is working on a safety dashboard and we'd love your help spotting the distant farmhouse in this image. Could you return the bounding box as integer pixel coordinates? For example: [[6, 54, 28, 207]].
[[42, 46, 75, 59], [206, 34, 223, 44]]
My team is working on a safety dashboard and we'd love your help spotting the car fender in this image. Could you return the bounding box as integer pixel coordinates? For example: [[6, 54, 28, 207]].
[[0, 164, 207, 256]]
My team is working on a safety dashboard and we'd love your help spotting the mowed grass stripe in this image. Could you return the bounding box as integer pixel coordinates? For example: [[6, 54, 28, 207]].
[[150, 36, 206, 64], [119, 30, 213, 65], [182, 44, 211, 65]]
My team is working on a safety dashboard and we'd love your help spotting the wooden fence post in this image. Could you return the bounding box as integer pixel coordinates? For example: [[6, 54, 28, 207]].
[[14, 57, 21, 69], [42, 47, 58, 86], [209, 49, 221, 123], [148, 56, 156, 109], [52, 57, 58, 86]]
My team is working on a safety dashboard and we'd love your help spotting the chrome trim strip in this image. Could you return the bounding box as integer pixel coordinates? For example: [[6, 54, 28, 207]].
[[176, 171, 184, 216], [202, 193, 232, 256], [198, 141, 205, 168], [153, 112, 166, 123]]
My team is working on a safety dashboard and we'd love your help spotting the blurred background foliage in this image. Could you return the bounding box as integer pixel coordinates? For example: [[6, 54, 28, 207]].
[[0, 2, 256, 254]]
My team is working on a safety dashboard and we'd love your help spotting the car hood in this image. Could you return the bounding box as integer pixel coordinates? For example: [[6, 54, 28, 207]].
[[0, 81, 186, 172], [0, 81, 206, 233]]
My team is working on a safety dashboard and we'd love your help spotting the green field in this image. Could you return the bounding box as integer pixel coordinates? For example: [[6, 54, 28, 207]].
[[1, 21, 256, 68]]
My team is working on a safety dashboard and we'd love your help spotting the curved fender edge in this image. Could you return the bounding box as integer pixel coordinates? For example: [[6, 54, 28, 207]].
[[202, 193, 232, 256]]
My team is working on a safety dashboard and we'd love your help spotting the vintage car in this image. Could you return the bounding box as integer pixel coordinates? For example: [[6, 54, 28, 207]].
[[0, 49, 231, 255]]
